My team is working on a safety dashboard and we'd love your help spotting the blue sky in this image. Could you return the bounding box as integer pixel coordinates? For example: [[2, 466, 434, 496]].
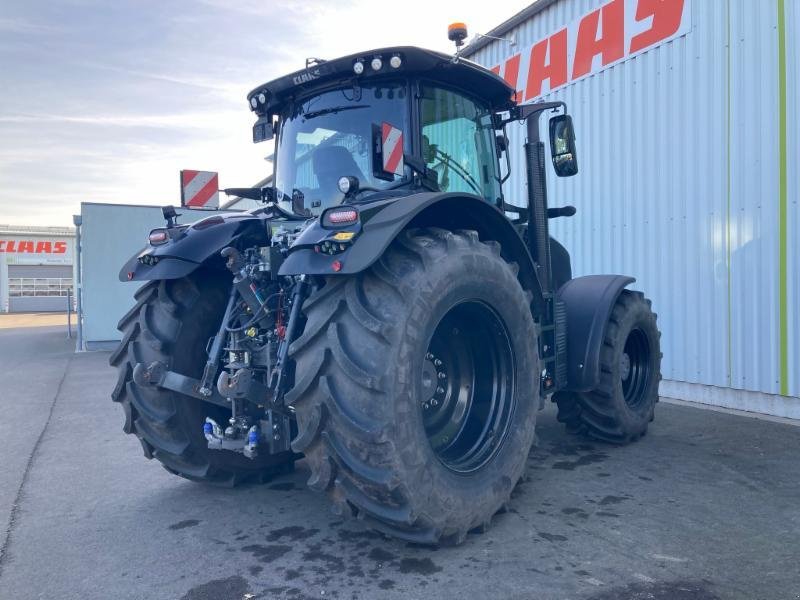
[[0, 0, 531, 225]]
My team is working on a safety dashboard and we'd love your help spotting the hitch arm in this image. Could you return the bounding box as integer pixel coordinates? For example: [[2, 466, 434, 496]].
[[198, 284, 238, 396], [271, 274, 309, 399], [132, 361, 230, 409]]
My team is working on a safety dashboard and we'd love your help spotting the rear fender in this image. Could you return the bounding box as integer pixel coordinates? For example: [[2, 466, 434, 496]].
[[119, 213, 271, 282], [557, 274, 635, 392], [279, 192, 546, 315]]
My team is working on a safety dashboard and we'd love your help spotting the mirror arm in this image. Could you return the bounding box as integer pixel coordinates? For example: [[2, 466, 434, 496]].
[[222, 187, 275, 203], [403, 154, 440, 191], [510, 101, 567, 123]]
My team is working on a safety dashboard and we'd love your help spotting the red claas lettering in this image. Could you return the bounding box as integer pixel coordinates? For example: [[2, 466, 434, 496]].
[[525, 28, 568, 101], [491, 0, 689, 101], [572, 0, 625, 79], [630, 0, 686, 53], [502, 54, 522, 97], [0, 239, 67, 253]]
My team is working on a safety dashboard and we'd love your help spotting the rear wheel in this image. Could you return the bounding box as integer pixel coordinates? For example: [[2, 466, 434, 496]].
[[109, 274, 295, 485], [287, 228, 539, 544], [554, 290, 661, 443]]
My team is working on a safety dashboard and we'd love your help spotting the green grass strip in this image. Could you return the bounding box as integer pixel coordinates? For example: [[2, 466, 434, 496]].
[[777, 0, 788, 396]]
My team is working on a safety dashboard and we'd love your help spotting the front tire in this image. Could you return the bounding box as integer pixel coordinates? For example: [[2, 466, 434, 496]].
[[287, 228, 539, 544], [554, 290, 661, 443]]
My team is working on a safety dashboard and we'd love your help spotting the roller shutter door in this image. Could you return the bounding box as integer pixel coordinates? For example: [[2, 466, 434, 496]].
[[8, 264, 73, 313]]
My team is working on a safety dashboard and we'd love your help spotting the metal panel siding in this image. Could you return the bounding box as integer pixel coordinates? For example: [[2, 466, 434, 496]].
[[468, 0, 797, 397], [80, 203, 215, 344], [9, 297, 69, 313]]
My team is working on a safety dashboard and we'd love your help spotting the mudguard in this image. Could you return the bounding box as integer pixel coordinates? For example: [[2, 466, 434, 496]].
[[118, 212, 274, 282], [557, 274, 635, 392], [279, 191, 546, 314]]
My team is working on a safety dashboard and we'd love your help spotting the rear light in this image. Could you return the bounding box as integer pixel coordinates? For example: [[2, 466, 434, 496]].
[[328, 210, 358, 224], [148, 229, 168, 245], [322, 207, 359, 227]]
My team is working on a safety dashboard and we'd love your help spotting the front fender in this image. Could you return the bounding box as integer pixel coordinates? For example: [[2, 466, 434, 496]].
[[557, 274, 635, 392], [278, 192, 440, 276], [119, 212, 272, 282], [278, 192, 545, 314]]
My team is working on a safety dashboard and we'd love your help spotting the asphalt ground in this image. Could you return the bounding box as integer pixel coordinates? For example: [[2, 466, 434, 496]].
[[0, 326, 798, 600]]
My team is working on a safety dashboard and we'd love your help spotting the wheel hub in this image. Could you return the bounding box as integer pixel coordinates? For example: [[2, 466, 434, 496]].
[[621, 327, 652, 409], [419, 301, 515, 474], [421, 353, 447, 410], [620, 352, 631, 381]]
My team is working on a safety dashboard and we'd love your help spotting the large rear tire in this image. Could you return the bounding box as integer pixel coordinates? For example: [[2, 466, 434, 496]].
[[554, 290, 661, 444], [287, 228, 539, 545], [109, 273, 295, 485]]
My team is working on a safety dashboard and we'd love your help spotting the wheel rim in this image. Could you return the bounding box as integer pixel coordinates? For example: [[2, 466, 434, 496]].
[[621, 327, 652, 409], [420, 301, 515, 474]]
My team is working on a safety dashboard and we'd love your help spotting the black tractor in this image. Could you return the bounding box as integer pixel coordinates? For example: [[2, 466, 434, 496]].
[[111, 42, 661, 545]]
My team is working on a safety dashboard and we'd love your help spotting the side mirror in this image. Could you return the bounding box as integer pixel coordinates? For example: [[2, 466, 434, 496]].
[[252, 115, 274, 143], [549, 115, 578, 177], [495, 134, 509, 159]]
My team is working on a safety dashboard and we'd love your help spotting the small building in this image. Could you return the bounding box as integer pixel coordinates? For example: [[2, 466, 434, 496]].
[[0, 224, 75, 313]]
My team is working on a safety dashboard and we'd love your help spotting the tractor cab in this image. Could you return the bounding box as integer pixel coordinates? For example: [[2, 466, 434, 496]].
[[246, 47, 516, 217]]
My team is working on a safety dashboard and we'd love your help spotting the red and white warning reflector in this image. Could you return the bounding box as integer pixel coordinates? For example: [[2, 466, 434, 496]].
[[381, 122, 404, 177], [180, 170, 219, 208]]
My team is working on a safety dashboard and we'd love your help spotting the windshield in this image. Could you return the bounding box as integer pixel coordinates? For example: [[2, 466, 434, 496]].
[[274, 82, 409, 216]]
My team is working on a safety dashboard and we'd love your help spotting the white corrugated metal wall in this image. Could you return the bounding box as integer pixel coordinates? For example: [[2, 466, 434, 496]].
[[79, 203, 216, 349], [466, 0, 798, 414]]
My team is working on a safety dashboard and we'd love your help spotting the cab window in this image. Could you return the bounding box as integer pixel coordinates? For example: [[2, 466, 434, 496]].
[[419, 85, 500, 203]]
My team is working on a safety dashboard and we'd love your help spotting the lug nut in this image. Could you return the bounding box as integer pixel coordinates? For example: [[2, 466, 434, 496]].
[[438, 372, 446, 380], [426, 352, 433, 360], [434, 359, 442, 367], [436, 386, 444, 394]]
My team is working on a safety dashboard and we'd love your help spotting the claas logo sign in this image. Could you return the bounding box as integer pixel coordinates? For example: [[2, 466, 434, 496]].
[[491, 0, 691, 102], [0, 240, 68, 254]]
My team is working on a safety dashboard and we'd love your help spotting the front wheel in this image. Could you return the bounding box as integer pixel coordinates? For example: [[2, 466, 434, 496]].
[[287, 228, 540, 545], [554, 290, 662, 443]]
